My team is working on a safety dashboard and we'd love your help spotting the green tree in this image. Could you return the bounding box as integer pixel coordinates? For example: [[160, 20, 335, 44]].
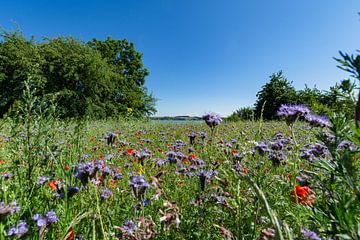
[[0, 30, 156, 119], [0, 31, 46, 117], [254, 71, 297, 120], [322, 79, 356, 119], [88, 37, 156, 117], [226, 107, 254, 122]]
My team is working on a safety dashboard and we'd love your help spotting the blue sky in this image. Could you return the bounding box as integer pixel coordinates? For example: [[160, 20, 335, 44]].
[[1, 1, 360, 116]]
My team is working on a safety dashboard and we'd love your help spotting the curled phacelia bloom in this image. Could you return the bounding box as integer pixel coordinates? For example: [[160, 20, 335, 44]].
[[305, 114, 330, 128], [277, 104, 310, 124], [202, 113, 222, 128]]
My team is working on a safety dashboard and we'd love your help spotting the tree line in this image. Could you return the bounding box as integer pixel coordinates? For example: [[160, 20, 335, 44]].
[[0, 30, 156, 119], [227, 68, 358, 122]]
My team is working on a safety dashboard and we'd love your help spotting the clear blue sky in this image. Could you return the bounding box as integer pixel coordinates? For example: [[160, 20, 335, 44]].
[[1, 1, 360, 116]]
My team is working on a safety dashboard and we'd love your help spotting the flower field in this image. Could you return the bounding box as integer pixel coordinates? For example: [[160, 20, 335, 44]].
[[0, 112, 359, 239]]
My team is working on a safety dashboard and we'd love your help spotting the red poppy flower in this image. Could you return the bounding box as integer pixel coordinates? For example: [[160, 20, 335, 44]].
[[126, 149, 135, 155], [66, 227, 75, 240], [291, 185, 314, 206], [188, 153, 197, 159], [48, 181, 57, 191]]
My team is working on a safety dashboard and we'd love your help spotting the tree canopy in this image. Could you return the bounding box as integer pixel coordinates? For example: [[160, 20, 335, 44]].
[[0, 30, 156, 119], [254, 71, 297, 120], [228, 72, 356, 121]]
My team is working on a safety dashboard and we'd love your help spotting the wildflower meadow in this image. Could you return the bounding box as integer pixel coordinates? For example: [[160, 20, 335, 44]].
[[0, 93, 359, 239]]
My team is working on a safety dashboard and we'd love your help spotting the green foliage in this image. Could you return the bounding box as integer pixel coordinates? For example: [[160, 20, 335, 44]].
[[335, 51, 360, 126], [251, 71, 356, 121], [312, 114, 360, 239], [254, 71, 297, 120], [0, 29, 156, 119], [226, 107, 254, 122]]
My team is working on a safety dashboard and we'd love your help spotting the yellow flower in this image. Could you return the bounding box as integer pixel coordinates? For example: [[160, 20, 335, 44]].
[[136, 164, 144, 175], [127, 108, 133, 113]]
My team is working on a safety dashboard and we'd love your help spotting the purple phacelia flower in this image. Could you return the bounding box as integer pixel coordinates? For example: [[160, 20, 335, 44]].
[[305, 114, 330, 128], [337, 140, 357, 152], [277, 104, 310, 124], [0, 201, 20, 220], [7, 221, 28, 238], [268, 151, 287, 166], [67, 186, 79, 198], [270, 141, 284, 151], [202, 113, 222, 128], [196, 170, 217, 191], [129, 175, 149, 199], [36, 176, 50, 185], [1, 172, 13, 180], [45, 211, 58, 224], [188, 132, 197, 145], [166, 151, 177, 163], [100, 188, 113, 200], [300, 228, 321, 240], [254, 142, 270, 155], [122, 220, 138, 235], [33, 210, 58, 229]]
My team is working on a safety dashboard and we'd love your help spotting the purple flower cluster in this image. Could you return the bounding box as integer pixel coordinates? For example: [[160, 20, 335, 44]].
[[277, 104, 310, 124], [300, 143, 330, 162], [277, 104, 330, 128], [268, 151, 287, 166], [0, 201, 20, 220], [188, 132, 197, 145], [254, 142, 270, 155], [32, 210, 58, 229], [100, 188, 113, 200], [202, 113, 222, 128], [122, 220, 138, 235], [75, 160, 118, 186], [7, 221, 28, 238], [129, 175, 149, 199], [300, 228, 321, 240], [1, 172, 13, 180], [196, 170, 217, 191], [36, 176, 50, 185], [305, 114, 330, 128], [165, 151, 188, 164], [337, 140, 357, 152]]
